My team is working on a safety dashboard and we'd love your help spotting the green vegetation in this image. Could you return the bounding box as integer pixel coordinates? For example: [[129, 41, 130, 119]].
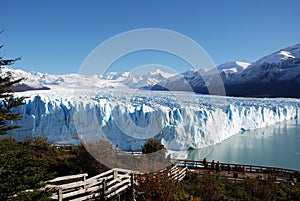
[[0, 137, 107, 200], [0, 137, 51, 200], [134, 169, 177, 201], [141, 139, 165, 154], [128, 170, 300, 201], [0, 36, 108, 199], [0, 36, 25, 134], [0, 136, 299, 200], [178, 172, 300, 201]]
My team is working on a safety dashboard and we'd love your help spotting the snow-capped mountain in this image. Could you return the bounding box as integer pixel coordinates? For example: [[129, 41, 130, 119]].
[[254, 44, 300, 65], [151, 61, 251, 94], [236, 44, 300, 82], [226, 44, 300, 97], [217, 61, 250, 75], [0, 66, 50, 91], [3, 44, 300, 152], [2, 43, 300, 97], [139, 68, 175, 87], [102, 68, 175, 89], [152, 44, 300, 98], [0, 66, 175, 91]]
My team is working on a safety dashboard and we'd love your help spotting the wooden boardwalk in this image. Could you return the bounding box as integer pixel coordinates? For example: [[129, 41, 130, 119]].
[[174, 159, 299, 173], [173, 159, 300, 183], [45, 158, 299, 200], [46, 168, 132, 201], [46, 165, 187, 201]]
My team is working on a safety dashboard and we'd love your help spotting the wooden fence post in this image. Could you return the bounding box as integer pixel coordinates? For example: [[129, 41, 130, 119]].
[[114, 169, 118, 180], [101, 178, 107, 200], [131, 172, 135, 201], [83, 174, 86, 190], [58, 188, 62, 201]]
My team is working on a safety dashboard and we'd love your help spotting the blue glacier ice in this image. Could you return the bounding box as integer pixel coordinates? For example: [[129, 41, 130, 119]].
[[6, 88, 300, 151]]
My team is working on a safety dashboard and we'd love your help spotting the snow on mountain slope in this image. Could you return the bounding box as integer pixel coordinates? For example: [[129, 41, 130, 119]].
[[224, 44, 300, 97], [254, 44, 300, 65], [7, 88, 300, 151], [151, 61, 250, 94], [132, 68, 176, 88], [230, 44, 300, 82], [152, 43, 300, 98], [102, 68, 175, 89], [0, 66, 50, 91], [238, 44, 300, 80], [0, 65, 111, 90], [217, 61, 250, 75], [0, 65, 175, 91]]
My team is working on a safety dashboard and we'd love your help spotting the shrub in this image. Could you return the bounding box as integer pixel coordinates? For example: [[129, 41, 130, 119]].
[[142, 139, 165, 154]]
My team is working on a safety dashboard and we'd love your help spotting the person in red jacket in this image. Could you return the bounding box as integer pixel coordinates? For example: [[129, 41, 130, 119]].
[[211, 160, 216, 170]]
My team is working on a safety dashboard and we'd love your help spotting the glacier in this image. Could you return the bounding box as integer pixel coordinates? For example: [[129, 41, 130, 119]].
[[6, 86, 300, 151]]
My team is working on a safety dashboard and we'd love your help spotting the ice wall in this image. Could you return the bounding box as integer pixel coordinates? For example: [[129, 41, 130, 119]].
[[7, 90, 300, 151]]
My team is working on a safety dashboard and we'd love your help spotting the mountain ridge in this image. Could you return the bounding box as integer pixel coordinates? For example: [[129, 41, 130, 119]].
[[152, 43, 300, 98], [2, 43, 300, 97]]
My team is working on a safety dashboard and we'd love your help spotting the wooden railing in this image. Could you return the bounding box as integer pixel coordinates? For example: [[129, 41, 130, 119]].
[[170, 164, 188, 181], [46, 168, 132, 201], [46, 164, 186, 200], [44, 158, 300, 200], [173, 159, 299, 175]]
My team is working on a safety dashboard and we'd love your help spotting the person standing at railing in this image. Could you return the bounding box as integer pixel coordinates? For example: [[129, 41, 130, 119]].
[[227, 164, 231, 174], [211, 160, 216, 170], [242, 166, 246, 175], [203, 158, 208, 169], [216, 161, 221, 172]]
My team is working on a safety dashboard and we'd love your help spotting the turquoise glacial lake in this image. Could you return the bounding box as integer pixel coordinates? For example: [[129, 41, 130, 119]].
[[187, 119, 300, 170]]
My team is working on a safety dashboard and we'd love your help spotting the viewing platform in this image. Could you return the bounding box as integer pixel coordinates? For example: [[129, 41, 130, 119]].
[[43, 156, 299, 200]]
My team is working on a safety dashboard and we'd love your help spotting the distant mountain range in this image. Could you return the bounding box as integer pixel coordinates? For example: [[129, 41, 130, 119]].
[[1, 43, 300, 98], [225, 44, 300, 97], [0, 65, 176, 91], [152, 44, 300, 98]]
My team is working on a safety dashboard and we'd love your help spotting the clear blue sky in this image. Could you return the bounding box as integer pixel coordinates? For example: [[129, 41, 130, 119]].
[[1, 0, 300, 74]]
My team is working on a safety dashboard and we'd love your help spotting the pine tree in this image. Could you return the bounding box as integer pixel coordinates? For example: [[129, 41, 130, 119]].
[[0, 34, 25, 134]]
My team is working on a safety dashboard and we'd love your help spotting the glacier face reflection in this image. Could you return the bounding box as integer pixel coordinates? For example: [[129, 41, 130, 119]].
[[187, 119, 300, 170]]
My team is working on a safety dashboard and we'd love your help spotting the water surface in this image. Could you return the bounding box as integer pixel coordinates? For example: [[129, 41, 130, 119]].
[[187, 119, 300, 170]]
